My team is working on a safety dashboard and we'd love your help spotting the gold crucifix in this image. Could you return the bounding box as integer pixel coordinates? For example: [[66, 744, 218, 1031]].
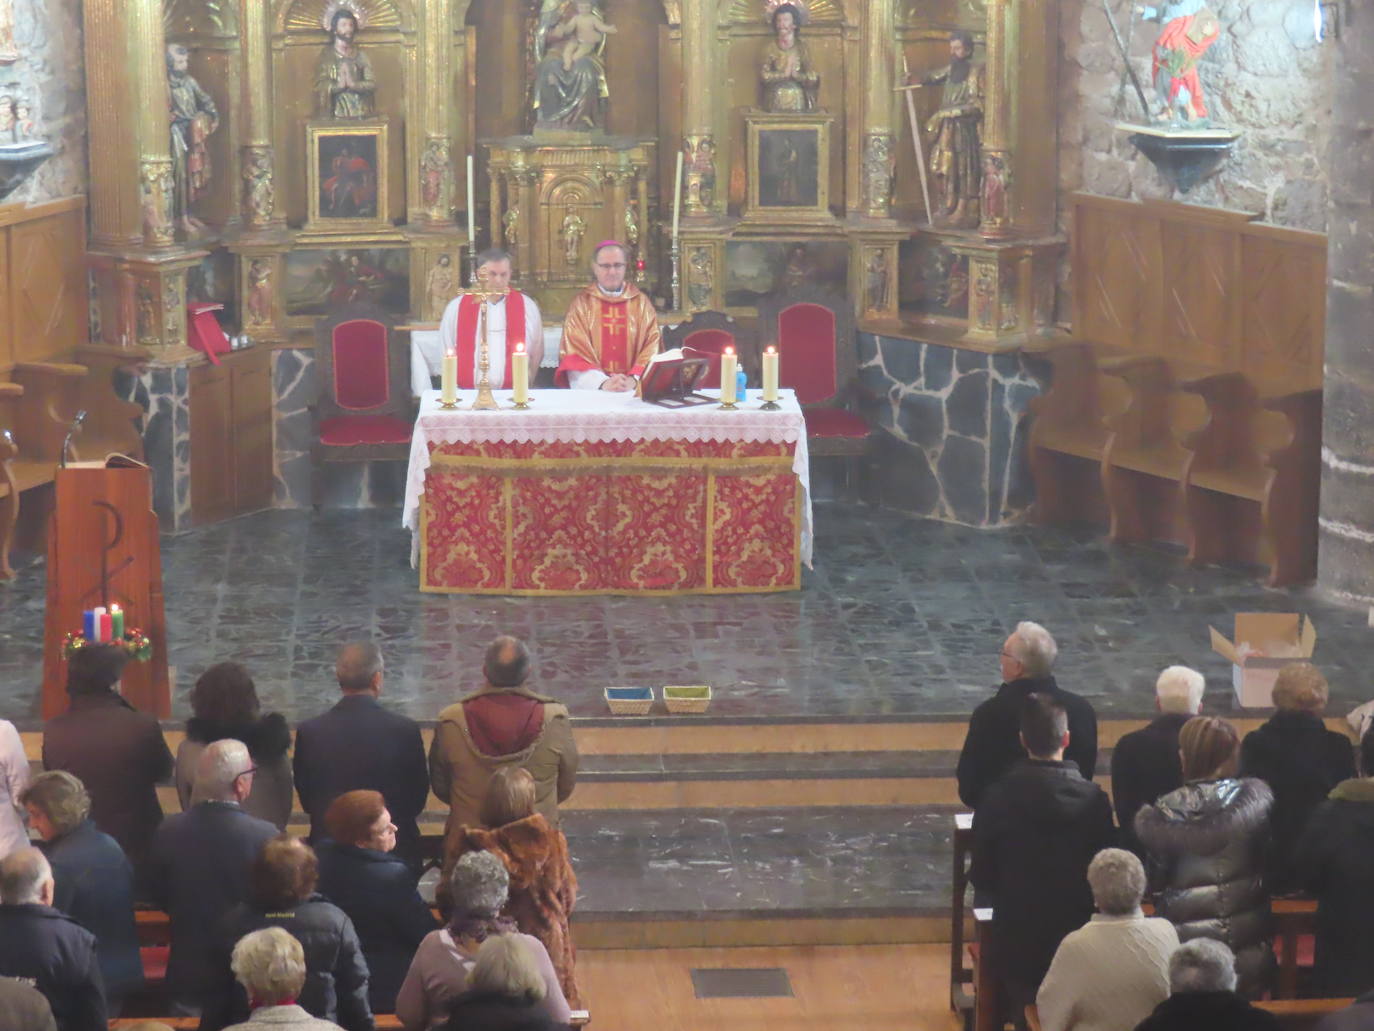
[[464, 266, 509, 411]]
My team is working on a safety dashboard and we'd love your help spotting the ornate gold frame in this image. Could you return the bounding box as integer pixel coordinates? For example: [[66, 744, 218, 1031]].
[[305, 119, 391, 232], [744, 112, 833, 223]]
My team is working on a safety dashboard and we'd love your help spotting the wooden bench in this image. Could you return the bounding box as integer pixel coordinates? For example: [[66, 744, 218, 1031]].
[[1023, 338, 1129, 526], [112, 1014, 591, 1029], [1256, 997, 1355, 1031], [1180, 372, 1321, 586], [0, 355, 145, 570], [1023, 335, 1322, 586], [950, 812, 975, 1025]]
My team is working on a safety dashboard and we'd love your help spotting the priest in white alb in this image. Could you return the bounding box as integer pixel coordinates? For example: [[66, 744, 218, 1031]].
[[437, 248, 544, 388]]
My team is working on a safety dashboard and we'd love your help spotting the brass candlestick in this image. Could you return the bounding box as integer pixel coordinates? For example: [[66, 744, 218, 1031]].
[[759, 399, 782, 411], [466, 268, 505, 412], [511, 398, 532, 410]]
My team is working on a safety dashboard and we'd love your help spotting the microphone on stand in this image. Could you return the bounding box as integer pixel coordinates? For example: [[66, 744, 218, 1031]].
[[60, 409, 87, 469]]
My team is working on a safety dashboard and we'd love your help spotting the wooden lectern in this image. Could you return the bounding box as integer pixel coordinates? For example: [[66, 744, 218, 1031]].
[[41, 459, 170, 719]]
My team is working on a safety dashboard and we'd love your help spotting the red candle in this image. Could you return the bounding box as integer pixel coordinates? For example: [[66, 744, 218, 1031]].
[[98, 613, 112, 642]]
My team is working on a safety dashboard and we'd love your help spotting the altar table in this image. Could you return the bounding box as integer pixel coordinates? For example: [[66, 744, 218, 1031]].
[[402, 389, 812, 595]]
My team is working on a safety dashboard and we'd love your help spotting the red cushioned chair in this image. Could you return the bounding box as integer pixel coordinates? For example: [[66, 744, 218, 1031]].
[[311, 303, 412, 507], [663, 310, 758, 390], [757, 288, 872, 483]]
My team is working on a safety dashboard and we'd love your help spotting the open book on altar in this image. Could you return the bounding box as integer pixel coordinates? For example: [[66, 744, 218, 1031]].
[[639, 348, 713, 408]]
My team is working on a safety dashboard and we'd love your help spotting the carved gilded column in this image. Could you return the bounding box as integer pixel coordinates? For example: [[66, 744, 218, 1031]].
[[681, 0, 716, 218], [979, 0, 1013, 239], [83, 0, 140, 246], [607, 167, 633, 246], [860, 0, 895, 219], [129, 0, 175, 249], [512, 162, 538, 279], [418, 0, 456, 226], [238, 0, 279, 232]]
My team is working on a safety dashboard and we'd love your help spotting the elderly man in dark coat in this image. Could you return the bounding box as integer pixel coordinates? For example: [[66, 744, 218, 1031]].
[[1112, 666, 1205, 857], [1134, 939, 1280, 1031], [957, 621, 1098, 809], [970, 693, 1116, 1017], [0, 848, 107, 1031], [1240, 663, 1355, 895], [143, 739, 277, 1014], [294, 642, 430, 868]]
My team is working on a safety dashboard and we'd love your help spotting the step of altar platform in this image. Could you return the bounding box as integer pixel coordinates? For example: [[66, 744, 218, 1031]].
[[562, 804, 958, 948]]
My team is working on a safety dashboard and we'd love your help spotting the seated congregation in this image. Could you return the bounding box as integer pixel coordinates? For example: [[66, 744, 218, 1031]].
[[4, 619, 1374, 1031], [961, 621, 1374, 1031], [0, 634, 579, 1031]]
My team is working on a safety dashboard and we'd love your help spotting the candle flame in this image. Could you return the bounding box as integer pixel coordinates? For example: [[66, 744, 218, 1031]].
[[724, 346, 735, 355], [110, 603, 121, 613], [515, 342, 526, 354], [445, 349, 456, 358], [766, 346, 777, 354]]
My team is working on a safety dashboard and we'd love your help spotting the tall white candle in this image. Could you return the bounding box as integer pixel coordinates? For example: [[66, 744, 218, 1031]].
[[92, 606, 107, 643], [720, 348, 737, 404], [467, 154, 476, 242], [762, 346, 780, 402], [672, 149, 684, 242], [441, 348, 458, 405], [512, 343, 529, 405]]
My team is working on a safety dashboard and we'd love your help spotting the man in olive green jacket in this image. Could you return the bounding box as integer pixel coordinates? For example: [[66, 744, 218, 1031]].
[[429, 636, 579, 833]]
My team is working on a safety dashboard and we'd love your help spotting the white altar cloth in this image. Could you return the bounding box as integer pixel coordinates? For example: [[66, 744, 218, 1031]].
[[401, 388, 813, 567]]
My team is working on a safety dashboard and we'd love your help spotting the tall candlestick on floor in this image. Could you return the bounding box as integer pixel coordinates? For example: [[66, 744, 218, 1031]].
[[672, 150, 684, 244]]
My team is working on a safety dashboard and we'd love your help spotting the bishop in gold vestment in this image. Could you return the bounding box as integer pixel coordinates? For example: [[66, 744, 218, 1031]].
[[556, 242, 661, 390]]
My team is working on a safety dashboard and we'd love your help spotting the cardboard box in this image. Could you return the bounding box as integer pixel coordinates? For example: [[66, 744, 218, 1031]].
[[1209, 614, 1316, 708]]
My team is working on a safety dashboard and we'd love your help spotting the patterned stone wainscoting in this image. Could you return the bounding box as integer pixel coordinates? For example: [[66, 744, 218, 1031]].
[[272, 348, 408, 509], [857, 333, 1042, 526], [114, 364, 191, 531]]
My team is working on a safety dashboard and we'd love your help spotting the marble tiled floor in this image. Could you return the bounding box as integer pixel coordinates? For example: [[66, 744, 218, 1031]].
[[1, 503, 1369, 727]]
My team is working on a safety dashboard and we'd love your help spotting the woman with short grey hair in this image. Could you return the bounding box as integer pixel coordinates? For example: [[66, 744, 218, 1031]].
[[395, 851, 571, 1030], [226, 927, 340, 1030], [1035, 849, 1179, 1031], [20, 771, 144, 1014]]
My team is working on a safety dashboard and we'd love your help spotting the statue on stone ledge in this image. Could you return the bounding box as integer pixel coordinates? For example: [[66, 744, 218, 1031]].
[[908, 30, 983, 229]]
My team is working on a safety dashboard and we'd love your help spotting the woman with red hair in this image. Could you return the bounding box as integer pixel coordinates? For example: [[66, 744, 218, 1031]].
[[316, 790, 437, 1012]]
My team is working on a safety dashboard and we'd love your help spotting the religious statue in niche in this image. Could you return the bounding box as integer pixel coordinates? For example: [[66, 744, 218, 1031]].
[[560, 205, 586, 268], [246, 259, 274, 325], [502, 205, 520, 248], [426, 253, 457, 320], [166, 44, 220, 238], [315, 5, 376, 119], [243, 148, 274, 223], [420, 139, 450, 210], [759, 2, 819, 112], [686, 137, 717, 208], [1142, 1, 1222, 123], [688, 247, 712, 310], [908, 30, 983, 228], [0, 0, 17, 64], [865, 250, 889, 314], [136, 284, 158, 344], [532, 0, 614, 132], [981, 153, 1008, 224]]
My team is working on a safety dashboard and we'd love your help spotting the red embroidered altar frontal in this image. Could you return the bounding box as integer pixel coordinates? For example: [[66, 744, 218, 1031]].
[[419, 438, 802, 595]]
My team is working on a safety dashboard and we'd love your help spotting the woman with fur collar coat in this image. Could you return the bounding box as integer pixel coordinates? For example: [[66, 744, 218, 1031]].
[[1135, 716, 1275, 1000], [175, 662, 294, 829], [442, 766, 579, 1007]]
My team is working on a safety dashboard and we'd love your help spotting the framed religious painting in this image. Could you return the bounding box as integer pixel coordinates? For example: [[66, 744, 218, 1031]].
[[743, 111, 832, 223], [306, 120, 389, 231]]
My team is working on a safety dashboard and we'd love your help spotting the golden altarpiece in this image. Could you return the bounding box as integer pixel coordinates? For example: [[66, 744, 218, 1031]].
[[76, 0, 1064, 372]]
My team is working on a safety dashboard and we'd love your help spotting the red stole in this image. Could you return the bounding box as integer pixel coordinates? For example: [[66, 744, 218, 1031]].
[[452, 291, 527, 389], [598, 297, 632, 375]]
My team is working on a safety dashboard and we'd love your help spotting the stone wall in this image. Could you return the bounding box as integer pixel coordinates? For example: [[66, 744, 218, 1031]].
[[272, 348, 408, 509], [1059, 0, 1333, 233], [2, 0, 86, 204], [857, 334, 1041, 525]]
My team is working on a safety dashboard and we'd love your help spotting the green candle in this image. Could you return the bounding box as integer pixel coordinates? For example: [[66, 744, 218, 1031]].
[[110, 604, 125, 639]]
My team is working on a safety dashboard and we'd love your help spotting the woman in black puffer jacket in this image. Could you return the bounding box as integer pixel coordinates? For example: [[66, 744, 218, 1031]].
[[176, 662, 294, 829], [199, 835, 373, 1031], [1135, 715, 1275, 1000]]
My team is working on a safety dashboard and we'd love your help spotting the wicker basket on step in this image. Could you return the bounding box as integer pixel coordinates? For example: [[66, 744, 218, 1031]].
[[663, 684, 712, 714], [604, 686, 654, 715]]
